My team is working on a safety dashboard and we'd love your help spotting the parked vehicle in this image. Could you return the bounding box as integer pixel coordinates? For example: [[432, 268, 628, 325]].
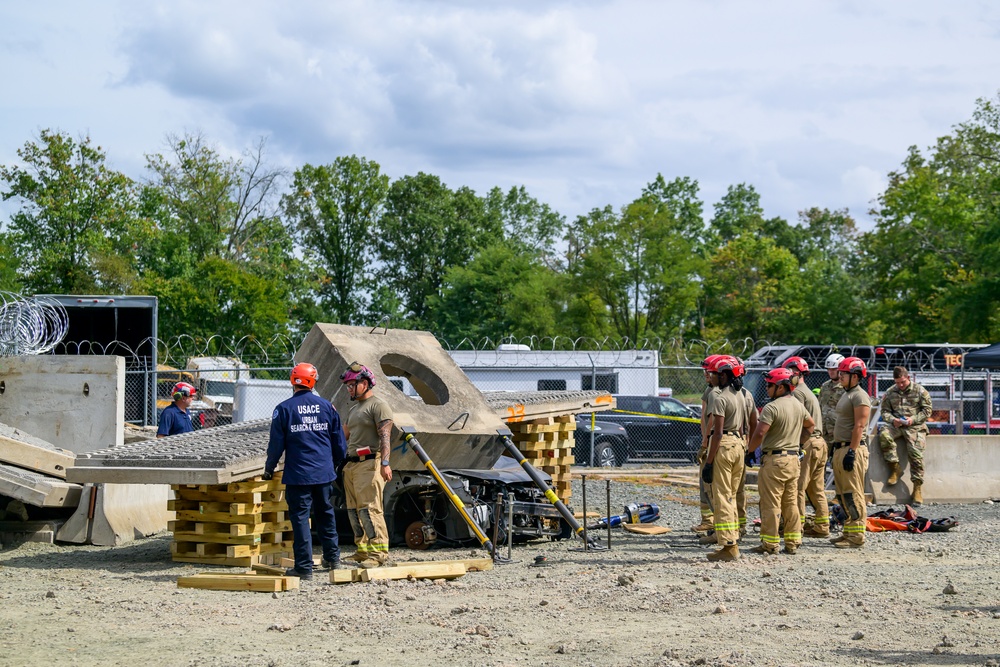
[[185, 356, 250, 426], [579, 395, 703, 465], [573, 415, 629, 467]]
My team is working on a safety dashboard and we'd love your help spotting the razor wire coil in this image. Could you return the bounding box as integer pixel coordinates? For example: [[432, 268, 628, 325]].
[[0, 292, 69, 356]]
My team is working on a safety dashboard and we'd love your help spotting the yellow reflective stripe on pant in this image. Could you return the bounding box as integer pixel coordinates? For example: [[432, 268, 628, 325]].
[[344, 458, 390, 562]]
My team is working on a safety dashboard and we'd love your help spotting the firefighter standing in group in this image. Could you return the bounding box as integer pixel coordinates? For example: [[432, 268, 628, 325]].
[[878, 366, 933, 507], [818, 354, 846, 450], [702, 355, 748, 562], [830, 357, 872, 549], [263, 363, 347, 580], [735, 357, 757, 539], [692, 354, 723, 534], [747, 367, 813, 555], [340, 362, 394, 568], [781, 357, 830, 538]]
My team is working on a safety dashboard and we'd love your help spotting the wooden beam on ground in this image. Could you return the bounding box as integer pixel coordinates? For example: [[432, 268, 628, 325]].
[[623, 524, 672, 535], [359, 562, 466, 583], [177, 574, 298, 592], [394, 557, 493, 572]]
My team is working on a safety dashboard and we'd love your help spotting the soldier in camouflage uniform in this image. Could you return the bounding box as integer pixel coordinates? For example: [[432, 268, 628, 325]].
[[818, 354, 846, 447], [878, 366, 933, 506]]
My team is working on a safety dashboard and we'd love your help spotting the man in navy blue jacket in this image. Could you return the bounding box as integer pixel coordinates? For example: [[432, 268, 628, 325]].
[[264, 363, 347, 580]]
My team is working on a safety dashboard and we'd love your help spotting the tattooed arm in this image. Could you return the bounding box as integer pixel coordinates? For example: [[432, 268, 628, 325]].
[[378, 418, 393, 481]]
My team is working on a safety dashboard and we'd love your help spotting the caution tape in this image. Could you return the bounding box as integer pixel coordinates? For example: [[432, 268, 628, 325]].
[[607, 408, 701, 424]]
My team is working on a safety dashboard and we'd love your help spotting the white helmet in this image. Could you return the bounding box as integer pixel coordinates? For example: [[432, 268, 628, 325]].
[[825, 353, 845, 369]]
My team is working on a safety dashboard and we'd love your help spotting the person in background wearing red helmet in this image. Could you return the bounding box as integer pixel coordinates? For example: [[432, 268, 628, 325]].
[[702, 355, 749, 561], [733, 356, 757, 539], [263, 363, 347, 580], [692, 354, 723, 534], [830, 357, 872, 548], [747, 368, 813, 555], [157, 382, 197, 437], [340, 362, 394, 568], [781, 356, 830, 537]]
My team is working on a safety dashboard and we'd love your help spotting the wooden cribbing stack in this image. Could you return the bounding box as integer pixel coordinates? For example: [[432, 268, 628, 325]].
[[167, 472, 293, 567], [503, 415, 575, 505]]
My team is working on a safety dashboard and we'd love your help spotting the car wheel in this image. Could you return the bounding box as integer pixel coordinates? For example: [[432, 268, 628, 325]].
[[594, 440, 619, 467]]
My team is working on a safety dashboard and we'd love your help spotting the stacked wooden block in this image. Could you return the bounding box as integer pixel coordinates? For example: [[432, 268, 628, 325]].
[[505, 415, 575, 504], [168, 473, 293, 567]]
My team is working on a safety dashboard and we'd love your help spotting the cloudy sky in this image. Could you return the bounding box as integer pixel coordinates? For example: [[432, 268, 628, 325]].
[[2, 1, 999, 230]]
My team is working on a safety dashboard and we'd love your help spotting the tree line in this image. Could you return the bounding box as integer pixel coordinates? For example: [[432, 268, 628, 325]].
[[2, 92, 999, 346]]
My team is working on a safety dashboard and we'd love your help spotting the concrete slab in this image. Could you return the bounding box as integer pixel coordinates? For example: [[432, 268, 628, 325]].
[[869, 434, 1000, 504], [0, 356, 124, 453], [57, 483, 172, 546], [299, 324, 507, 470], [0, 423, 76, 478], [0, 463, 83, 508], [0, 520, 64, 545]]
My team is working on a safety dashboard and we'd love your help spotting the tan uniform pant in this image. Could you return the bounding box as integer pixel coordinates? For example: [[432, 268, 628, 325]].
[[832, 445, 869, 545], [736, 444, 748, 534], [344, 458, 389, 562], [758, 452, 801, 551], [798, 435, 829, 532], [711, 435, 744, 546], [698, 441, 714, 523]]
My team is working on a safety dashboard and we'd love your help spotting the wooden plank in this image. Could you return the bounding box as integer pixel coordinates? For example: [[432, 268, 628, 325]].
[[0, 435, 75, 479], [394, 557, 493, 572], [523, 455, 575, 467], [177, 575, 283, 592], [171, 531, 264, 546], [171, 554, 257, 567], [173, 510, 284, 524], [330, 569, 362, 584], [196, 500, 286, 515], [359, 562, 466, 582], [251, 563, 286, 576], [222, 474, 283, 494], [173, 488, 262, 503], [623, 524, 672, 535], [507, 422, 576, 434], [280, 556, 321, 568]]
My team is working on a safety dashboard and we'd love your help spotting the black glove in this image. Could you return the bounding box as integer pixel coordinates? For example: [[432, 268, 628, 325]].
[[262, 471, 274, 481], [701, 462, 714, 484], [842, 449, 856, 472], [744, 451, 755, 468]]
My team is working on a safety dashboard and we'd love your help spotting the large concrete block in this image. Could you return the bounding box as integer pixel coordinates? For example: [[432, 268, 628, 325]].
[[298, 324, 506, 470], [58, 483, 171, 545], [869, 434, 1000, 504], [0, 356, 125, 454]]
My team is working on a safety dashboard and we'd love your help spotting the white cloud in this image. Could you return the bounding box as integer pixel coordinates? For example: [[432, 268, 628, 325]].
[[2, 0, 1000, 231]]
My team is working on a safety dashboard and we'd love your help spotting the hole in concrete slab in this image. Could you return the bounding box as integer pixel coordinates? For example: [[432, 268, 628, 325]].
[[0, 380, 4, 394], [83, 382, 90, 396], [379, 353, 450, 406]]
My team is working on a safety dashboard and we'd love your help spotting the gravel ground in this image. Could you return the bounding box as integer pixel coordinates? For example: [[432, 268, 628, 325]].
[[2, 474, 1000, 667]]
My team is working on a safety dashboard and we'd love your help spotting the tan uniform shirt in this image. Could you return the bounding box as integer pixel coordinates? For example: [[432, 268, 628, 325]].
[[832, 385, 871, 444], [705, 386, 747, 434], [758, 394, 811, 452], [792, 381, 823, 437], [346, 395, 393, 457]]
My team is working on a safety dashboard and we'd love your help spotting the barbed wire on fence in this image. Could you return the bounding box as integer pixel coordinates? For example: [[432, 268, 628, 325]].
[[0, 292, 69, 357]]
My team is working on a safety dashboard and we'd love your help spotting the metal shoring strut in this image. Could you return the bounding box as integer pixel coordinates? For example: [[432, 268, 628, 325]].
[[497, 428, 605, 551], [399, 427, 509, 563]]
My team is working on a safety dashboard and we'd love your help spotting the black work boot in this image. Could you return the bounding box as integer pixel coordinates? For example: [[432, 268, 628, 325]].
[[285, 567, 313, 580]]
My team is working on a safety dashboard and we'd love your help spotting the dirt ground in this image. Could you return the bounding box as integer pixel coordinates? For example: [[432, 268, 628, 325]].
[[2, 476, 999, 667]]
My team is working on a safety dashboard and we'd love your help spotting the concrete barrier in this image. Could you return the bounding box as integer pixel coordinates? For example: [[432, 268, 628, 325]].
[[869, 434, 1000, 504], [0, 356, 124, 453], [58, 483, 171, 546]]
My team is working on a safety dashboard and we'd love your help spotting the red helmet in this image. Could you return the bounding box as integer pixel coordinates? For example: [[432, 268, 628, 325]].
[[782, 356, 809, 375], [290, 363, 318, 390], [172, 382, 197, 400], [764, 367, 795, 387], [838, 356, 868, 378], [711, 355, 742, 377], [701, 354, 723, 370], [340, 361, 376, 387]]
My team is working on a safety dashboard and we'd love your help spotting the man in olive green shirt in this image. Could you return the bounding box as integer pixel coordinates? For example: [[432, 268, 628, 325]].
[[878, 366, 933, 506]]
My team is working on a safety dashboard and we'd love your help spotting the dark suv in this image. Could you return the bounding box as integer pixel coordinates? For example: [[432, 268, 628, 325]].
[[579, 395, 702, 465], [573, 415, 629, 467]]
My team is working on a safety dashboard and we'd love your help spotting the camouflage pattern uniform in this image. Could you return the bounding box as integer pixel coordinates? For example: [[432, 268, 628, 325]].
[[817, 379, 845, 447], [878, 381, 933, 484]]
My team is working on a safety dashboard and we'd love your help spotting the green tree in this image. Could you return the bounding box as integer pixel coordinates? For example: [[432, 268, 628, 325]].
[[375, 174, 500, 329], [709, 183, 765, 244], [566, 182, 704, 342], [483, 185, 564, 254], [0, 130, 145, 293], [282, 156, 389, 325], [0, 233, 21, 292]]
